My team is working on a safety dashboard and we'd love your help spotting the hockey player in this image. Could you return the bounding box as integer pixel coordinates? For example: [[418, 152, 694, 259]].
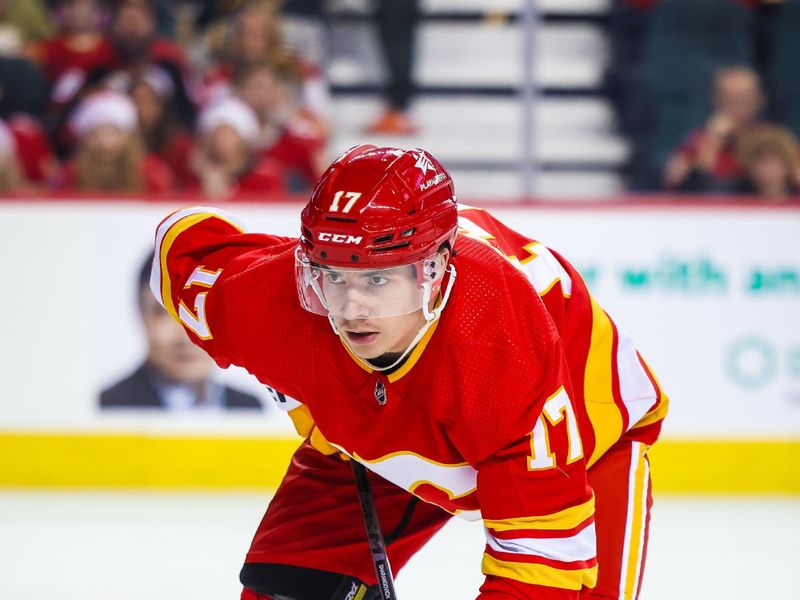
[[152, 145, 668, 599]]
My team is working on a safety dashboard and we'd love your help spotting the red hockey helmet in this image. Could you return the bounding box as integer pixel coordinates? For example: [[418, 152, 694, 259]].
[[298, 144, 458, 269]]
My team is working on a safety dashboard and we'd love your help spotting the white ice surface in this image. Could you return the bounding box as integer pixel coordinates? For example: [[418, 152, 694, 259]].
[[0, 492, 797, 599]]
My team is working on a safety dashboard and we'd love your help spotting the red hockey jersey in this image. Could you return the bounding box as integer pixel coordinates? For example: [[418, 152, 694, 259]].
[[152, 205, 667, 598]]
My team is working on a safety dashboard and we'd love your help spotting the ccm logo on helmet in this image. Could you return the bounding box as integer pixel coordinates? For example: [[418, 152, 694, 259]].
[[317, 232, 363, 244]]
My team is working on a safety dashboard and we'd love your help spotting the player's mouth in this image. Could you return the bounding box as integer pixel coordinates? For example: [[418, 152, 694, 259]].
[[344, 330, 379, 344]]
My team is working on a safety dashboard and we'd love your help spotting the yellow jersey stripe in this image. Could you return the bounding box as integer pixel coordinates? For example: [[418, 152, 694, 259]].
[[631, 393, 669, 429], [482, 554, 598, 590], [387, 315, 440, 382], [584, 296, 624, 466], [484, 496, 594, 532], [159, 212, 214, 320], [623, 443, 649, 597]]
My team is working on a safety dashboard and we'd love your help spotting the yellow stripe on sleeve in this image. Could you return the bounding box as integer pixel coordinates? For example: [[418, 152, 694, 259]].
[[483, 496, 594, 532], [157, 211, 244, 321], [159, 213, 216, 320], [482, 554, 598, 590], [584, 296, 624, 466]]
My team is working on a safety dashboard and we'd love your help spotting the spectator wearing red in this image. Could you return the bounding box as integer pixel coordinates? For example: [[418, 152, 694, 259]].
[[737, 124, 800, 201], [188, 96, 285, 199], [233, 62, 326, 191], [6, 113, 60, 187], [63, 90, 174, 194], [121, 65, 195, 189], [663, 66, 766, 192], [28, 0, 113, 105], [103, 0, 187, 73]]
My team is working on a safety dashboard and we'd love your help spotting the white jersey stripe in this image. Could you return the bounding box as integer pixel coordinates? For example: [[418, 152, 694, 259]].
[[150, 206, 246, 308], [356, 451, 478, 500], [615, 329, 658, 430], [485, 522, 597, 563]]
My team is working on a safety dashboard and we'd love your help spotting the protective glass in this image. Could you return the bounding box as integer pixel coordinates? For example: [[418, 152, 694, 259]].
[[295, 247, 444, 319]]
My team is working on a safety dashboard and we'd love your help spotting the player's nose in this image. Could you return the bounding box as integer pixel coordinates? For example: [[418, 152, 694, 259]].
[[339, 288, 373, 320]]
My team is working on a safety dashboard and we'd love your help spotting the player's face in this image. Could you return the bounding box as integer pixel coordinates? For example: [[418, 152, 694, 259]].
[[140, 289, 213, 383], [326, 266, 427, 359]]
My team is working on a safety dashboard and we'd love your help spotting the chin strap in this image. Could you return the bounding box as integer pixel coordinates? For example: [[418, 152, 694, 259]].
[[340, 264, 457, 373]]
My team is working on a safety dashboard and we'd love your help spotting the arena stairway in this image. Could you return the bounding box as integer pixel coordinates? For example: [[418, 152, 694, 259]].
[[324, 0, 627, 199]]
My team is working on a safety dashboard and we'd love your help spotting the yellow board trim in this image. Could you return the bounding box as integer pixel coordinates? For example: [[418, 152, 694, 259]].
[[0, 432, 300, 489], [482, 554, 598, 590], [647, 439, 800, 494], [0, 434, 798, 493], [484, 496, 594, 532], [584, 296, 623, 466]]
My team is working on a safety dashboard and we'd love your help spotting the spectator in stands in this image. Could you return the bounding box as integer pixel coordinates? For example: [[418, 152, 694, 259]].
[[663, 66, 766, 192], [201, 0, 329, 126], [28, 0, 114, 113], [0, 0, 53, 48], [100, 252, 263, 410], [63, 90, 174, 193], [124, 65, 195, 188], [0, 55, 48, 120], [279, 0, 416, 134], [737, 124, 800, 201], [104, 0, 187, 72], [201, 0, 292, 106], [6, 113, 60, 187], [233, 61, 325, 191], [0, 117, 27, 191], [46, 0, 193, 158], [188, 96, 285, 199], [365, 0, 420, 135]]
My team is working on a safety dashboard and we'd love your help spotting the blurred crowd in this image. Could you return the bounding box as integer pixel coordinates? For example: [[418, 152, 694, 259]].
[[0, 0, 330, 198], [0, 0, 798, 201], [608, 0, 800, 201]]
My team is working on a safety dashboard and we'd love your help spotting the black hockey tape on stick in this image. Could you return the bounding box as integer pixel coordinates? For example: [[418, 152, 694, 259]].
[[351, 460, 399, 600]]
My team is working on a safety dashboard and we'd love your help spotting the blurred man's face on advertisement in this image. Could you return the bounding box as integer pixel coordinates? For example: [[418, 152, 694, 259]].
[[139, 288, 212, 383]]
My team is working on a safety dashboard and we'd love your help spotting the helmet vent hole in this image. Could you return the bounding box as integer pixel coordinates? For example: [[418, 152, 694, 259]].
[[302, 227, 313, 240], [400, 228, 415, 238], [320, 251, 328, 259], [373, 241, 411, 253], [351, 255, 359, 262], [374, 234, 393, 244], [325, 216, 357, 223], [407, 209, 416, 215]]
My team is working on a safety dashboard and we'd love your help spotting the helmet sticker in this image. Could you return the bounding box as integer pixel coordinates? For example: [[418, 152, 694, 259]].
[[328, 190, 361, 213], [414, 152, 435, 174], [420, 172, 446, 191]]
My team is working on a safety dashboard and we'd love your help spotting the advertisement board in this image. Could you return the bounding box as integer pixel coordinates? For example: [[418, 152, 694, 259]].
[[1, 200, 797, 491]]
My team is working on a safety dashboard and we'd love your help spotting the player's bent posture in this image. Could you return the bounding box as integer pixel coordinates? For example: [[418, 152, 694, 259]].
[[152, 145, 668, 599]]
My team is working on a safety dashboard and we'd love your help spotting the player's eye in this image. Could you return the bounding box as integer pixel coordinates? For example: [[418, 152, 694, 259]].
[[368, 275, 388, 286], [325, 272, 345, 284]]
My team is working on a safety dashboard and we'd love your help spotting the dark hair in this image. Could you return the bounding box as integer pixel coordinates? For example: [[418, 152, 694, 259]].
[[138, 250, 155, 309]]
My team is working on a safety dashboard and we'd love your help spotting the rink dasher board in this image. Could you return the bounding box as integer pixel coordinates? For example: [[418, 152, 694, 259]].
[[0, 200, 797, 493]]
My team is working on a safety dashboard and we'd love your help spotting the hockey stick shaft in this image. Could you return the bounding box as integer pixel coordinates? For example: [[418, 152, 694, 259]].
[[351, 460, 399, 599]]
